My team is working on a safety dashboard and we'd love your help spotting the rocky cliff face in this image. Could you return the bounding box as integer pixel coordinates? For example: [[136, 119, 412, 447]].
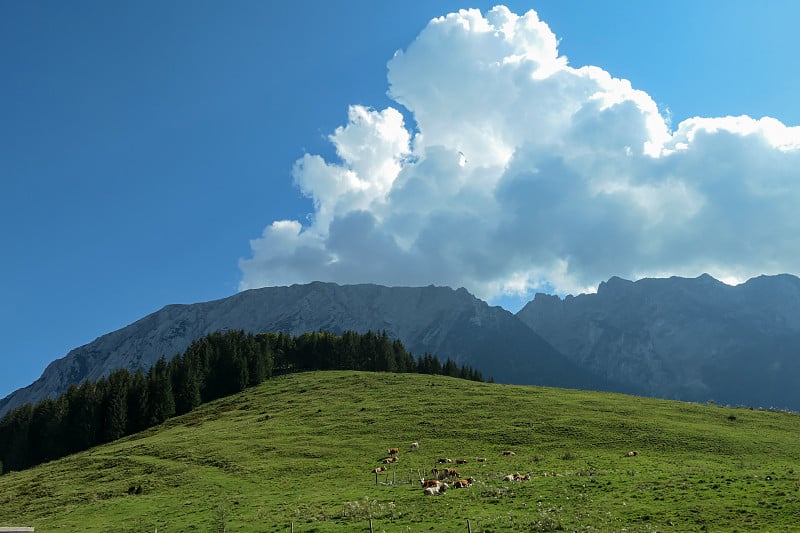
[[517, 274, 800, 409], [0, 282, 608, 418]]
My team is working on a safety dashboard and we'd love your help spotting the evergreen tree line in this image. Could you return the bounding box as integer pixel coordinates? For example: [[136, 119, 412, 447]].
[[0, 329, 482, 474]]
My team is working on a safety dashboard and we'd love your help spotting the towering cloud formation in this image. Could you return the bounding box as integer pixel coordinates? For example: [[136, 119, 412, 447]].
[[240, 6, 800, 299]]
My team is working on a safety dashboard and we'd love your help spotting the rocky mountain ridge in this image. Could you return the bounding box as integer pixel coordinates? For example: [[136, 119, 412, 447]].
[[0, 282, 608, 419], [516, 273, 800, 409], [5, 274, 800, 419]]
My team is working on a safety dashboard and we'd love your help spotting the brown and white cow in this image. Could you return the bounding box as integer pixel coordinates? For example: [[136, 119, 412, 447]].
[[455, 459, 468, 465], [410, 442, 419, 451], [436, 457, 453, 464], [424, 483, 447, 496], [372, 466, 387, 474], [387, 447, 400, 456], [453, 477, 475, 488], [501, 450, 516, 456], [381, 456, 398, 464]]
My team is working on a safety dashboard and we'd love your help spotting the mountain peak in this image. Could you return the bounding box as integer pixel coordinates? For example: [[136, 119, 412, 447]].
[[597, 276, 634, 295], [681, 273, 725, 286]]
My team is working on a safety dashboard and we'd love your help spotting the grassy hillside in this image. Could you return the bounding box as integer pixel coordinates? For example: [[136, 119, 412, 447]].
[[1, 371, 799, 532]]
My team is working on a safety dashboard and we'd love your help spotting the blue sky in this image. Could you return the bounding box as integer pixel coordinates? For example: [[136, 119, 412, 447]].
[[2, 1, 800, 399]]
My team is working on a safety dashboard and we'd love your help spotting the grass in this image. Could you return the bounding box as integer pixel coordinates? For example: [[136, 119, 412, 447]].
[[1, 370, 800, 531]]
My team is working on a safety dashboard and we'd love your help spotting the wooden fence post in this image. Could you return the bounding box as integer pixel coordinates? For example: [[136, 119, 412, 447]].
[[369, 518, 374, 533], [467, 518, 472, 532]]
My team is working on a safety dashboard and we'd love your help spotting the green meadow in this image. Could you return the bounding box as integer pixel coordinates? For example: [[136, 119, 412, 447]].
[[1, 371, 799, 532]]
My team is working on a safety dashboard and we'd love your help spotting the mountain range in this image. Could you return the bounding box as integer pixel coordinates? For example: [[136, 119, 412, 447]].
[[3, 274, 800, 418], [0, 282, 613, 419], [518, 273, 800, 409]]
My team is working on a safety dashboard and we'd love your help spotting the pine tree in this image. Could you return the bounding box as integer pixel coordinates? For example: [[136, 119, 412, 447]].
[[392, 339, 414, 373], [126, 369, 149, 434], [443, 357, 459, 377], [29, 397, 66, 463], [101, 369, 130, 442], [375, 331, 396, 372], [64, 381, 100, 454], [146, 355, 175, 426], [254, 333, 275, 379], [337, 331, 359, 370], [0, 403, 34, 472], [171, 353, 202, 416]]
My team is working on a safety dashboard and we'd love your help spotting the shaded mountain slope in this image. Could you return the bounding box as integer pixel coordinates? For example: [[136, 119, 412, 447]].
[[517, 274, 800, 409]]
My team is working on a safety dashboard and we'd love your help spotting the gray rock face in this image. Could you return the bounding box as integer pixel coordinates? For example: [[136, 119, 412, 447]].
[[517, 274, 800, 410], [0, 282, 607, 419]]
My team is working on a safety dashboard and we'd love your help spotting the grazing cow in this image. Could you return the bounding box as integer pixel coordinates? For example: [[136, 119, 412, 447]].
[[372, 466, 387, 474], [626, 451, 639, 457], [455, 459, 468, 465], [387, 447, 400, 456], [445, 467, 460, 478], [410, 442, 419, 451], [501, 451, 516, 456], [381, 456, 398, 464], [476, 457, 487, 462], [453, 477, 475, 488], [436, 457, 453, 464]]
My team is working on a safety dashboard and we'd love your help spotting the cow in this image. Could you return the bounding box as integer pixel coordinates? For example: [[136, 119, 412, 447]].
[[372, 466, 387, 474], [381, 456, 398, 464], [455, 459, 468, 465], [424, 484, 447, 495], [476, 457, 487, 462], [453, 477, 475, 488], [504, 472, 530, 481], [445, 467, 460, 478], [626, 451, 639, 457], [422, 480, 448, 495], [501, 451, 516, 456], [436, 457, 453, 464], [387, 447, 400, 456], [421, 479, 447, 489], [410, 442, 419, 451]]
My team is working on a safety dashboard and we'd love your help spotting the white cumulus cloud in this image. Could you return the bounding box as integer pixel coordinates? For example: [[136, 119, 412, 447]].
[[239, 5, 800, 300]]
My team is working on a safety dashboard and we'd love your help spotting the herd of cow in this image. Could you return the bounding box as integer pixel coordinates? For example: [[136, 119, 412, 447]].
[[372, 443, 533, 496]]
